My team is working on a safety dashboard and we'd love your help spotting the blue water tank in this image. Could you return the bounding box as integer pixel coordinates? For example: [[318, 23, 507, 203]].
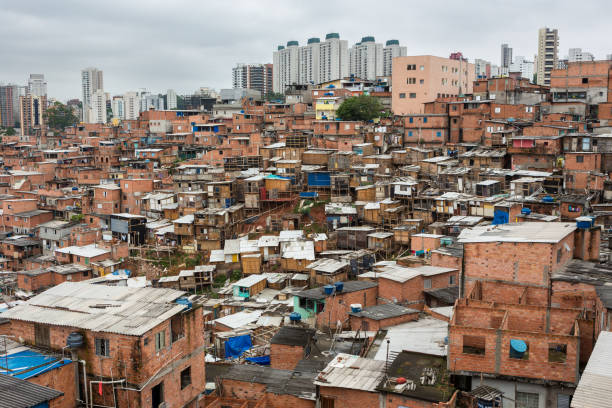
[[175, 297, 193, 310], [576, 216, 594, 229], [66, 332, 84, 349], [351, 304, 362, 313], [542, 196, 554, 203], [334, 282, 344, 292], [290, 312, 302, 322], [521, 208, 532, 215], [510, 339, 527, 359], [324, 285, 334, 295]]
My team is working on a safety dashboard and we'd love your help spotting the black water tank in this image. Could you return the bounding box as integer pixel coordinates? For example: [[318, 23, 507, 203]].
[[66, 332, 84, 349]]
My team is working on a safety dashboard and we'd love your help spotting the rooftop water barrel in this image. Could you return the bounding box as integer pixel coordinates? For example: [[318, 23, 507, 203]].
[[542, 196, 554, 203], [521, 207, 532, 215], [509, 339, 527, 359], [576, 216, 594, 229], [175, 297, 193, 310], [324, 285, 334, 295], [334, 282, 344, 292], [351, 303, 362, 313], [66, 332, 84, 349], [289, 312, 302, 322]]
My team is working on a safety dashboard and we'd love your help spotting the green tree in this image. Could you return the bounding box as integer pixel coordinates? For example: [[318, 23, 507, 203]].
[[336, 95, 383, 121], [45, 102, 79, 131]]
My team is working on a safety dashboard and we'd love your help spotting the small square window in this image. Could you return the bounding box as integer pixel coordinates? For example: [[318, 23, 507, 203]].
[[424, 278, 432, 289], [576, 155, 584, 163], [95, 338, 110, 357], [399, 93, 406, 99], [409, 93, 417, 98]]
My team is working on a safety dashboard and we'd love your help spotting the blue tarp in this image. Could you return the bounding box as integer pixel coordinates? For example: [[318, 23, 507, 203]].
[[300, 192, 318, 199], [0, 350, 71, 380], [492, 209, 509, 225], [307, 172, 331, 187], [224, 335, 252, 359], [245, 355, 270, 365]]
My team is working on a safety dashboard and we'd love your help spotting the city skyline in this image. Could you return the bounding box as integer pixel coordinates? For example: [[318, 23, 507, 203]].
[[2, 0, 612, 100]]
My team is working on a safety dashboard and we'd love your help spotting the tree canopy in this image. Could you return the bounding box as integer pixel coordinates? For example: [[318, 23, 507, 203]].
[[336, 95, 383, 122], [45, 102, 79, 131]]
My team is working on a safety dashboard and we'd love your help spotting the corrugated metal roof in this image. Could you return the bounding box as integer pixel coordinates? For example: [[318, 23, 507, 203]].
[[0, 282, 186, 336], [0, 373, 63, 408], [572, 331, 612, 408], [314, 353, 385, 392]]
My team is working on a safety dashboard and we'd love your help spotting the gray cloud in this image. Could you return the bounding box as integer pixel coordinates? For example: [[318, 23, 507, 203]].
[[1, 0, 611, 100]]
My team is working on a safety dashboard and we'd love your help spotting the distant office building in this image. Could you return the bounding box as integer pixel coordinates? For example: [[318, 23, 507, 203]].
[[20, 94, 47, 136], [111, 96, 124, 119], [0, 84, 23, 127], [123, 92, 140, 120], [567, 48, 595, 62], [220, 88, 261, 103], [474, 59, 491, 79], [350, 36, 383, 81], [392, 55, 475, 115], [232, 64, 274, 95], [89, 89, 106, 124], [536, 27, 559, 86], [501, 44, 513, 68], [166, 89, 177, 110], [607, 54, 612, 61], [382, 40, 407, 77], [81, 67, 104, 122], [273, 33, 348, 93], [140, 93, 164, 112], [509, 56, 535, 80], [27, 74, 47, 97]]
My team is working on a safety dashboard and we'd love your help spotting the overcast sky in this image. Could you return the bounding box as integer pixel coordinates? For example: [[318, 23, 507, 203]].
[[1, 0, 611, 101]]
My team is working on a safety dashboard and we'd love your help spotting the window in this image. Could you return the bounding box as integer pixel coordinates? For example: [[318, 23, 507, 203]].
[[582, 77, 589, 84], [494, 107, 501, 113], [576, 155, 584, 163], [516, 391, 539, 408], [423, 117, 428, 123], [171, 314, 185, 342], [462, 335, 485, 355], [449, 275, 456, 285], [407, 64, 416, 70], [436, 131, 442, 137], [155, 330, 166, 351], [407, 78, 416, 84], [180, 367, 192, 389], [420, 65, 424, 70], [424, 278, 432, 289], [408, 131, 413, 137], [409, 93, 417, 98], [95, 338, 110, 357], [548, 343, 567, 363], [420, 79, 424, 84], [399, 93, 406, 99], [409, 117, 414, 123]]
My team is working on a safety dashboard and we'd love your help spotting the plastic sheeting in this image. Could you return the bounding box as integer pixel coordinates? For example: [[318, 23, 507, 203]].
[[492, 210, 509, 225], [245, 355, 270, 365], [224, 335, 252, 359], [0, 350, 72, 380]]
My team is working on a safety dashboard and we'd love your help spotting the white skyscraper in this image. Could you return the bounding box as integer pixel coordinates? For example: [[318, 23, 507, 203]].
[[501, 44, 513, 68], [112, 96, 125, 119], [81, 67, 104, 122], [349, 36, 383, 80], [89, 89, 107, 124], [567, 48, 595, 62], [474, 59, 490, 78], [509, 56, 535, 80], [273, 33, 349, 93], [166, 89, 177, 110], [27, 74, 47, 97], [382, 40, 407, 77], [536, 27, 559, 86], [273, 41, 300, 93], [318, 33, 349, 84], [299, 38, 321, 85], [123, 92, 140, 120]]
